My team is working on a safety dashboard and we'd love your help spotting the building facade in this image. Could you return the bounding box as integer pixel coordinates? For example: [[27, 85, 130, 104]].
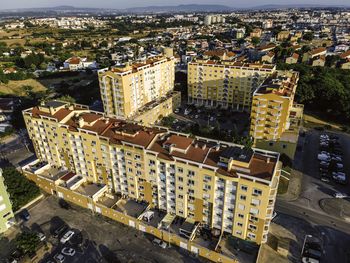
[[98, 56, 176, 119], [187, 59, 276, 111], [23, 101, 281, 245], [0, 169, 15, 233], [249, 70, 303, 159]]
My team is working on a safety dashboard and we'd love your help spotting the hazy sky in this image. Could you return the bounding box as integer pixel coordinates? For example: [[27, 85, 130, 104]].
[[1, 0, 349, 9]]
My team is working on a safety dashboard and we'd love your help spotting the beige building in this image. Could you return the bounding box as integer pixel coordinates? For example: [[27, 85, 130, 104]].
[[22, 100, 281, 246], [98, 56, 176, 120], [187, 59, 276, 111], [285, 53, 299, 64], [277, 31, 290, 42]]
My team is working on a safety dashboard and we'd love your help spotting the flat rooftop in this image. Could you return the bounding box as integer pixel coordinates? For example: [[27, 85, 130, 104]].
[[116, 199, 148, 218], [76, 183, 105, 197], [255, 70, 299, 97]]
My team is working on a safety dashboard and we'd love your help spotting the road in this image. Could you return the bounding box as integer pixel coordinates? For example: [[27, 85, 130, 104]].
[[275, 200, 350, 235]]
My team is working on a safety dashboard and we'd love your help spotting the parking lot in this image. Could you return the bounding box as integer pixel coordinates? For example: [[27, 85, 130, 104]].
[[21, 196, 206, 263], [161, 104, 250, 140], [291, 128, 350, 217]]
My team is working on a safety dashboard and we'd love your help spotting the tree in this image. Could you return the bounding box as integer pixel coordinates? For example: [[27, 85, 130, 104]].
[[251, 37, 260, 46], [57, 95, 75, 103], [2, 167, 40, 211], [303, 32, 314, 41], [15, 232, 40, 254]]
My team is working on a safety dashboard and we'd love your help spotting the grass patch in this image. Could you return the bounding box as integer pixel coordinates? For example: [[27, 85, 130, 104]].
[[277, 176, 289, 195], [0, 79, 46, 96]]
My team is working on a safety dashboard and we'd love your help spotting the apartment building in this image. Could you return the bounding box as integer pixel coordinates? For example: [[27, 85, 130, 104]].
[[0, 169, 15, 233], [250, 71, 302, 158], [23, 100, 281, 245], [188, 59, 276, 111], [98, 56, 176, 120]]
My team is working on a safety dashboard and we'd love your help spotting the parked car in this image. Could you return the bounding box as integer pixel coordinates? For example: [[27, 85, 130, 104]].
[[37, 232, 46, 241], [152, 238, 167, 249], [334, 192, 347, 198], [20, 209, 30, 221], [58, 199, 70, 210], [60, 230, 74, 244], [61, 247, 76, 256], [184, 108, 192, 115], [53, 224, 68, 238], [54, 254, 65, 263], [321, 176, 330, 183], [317, 154, 330, 162], [174, 108, 180, 114]]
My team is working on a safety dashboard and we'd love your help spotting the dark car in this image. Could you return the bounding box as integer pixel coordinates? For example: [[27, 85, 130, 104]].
[[53, 224, 69, 238], [20, 209, 30, 221], [58, 199, 70, 210]]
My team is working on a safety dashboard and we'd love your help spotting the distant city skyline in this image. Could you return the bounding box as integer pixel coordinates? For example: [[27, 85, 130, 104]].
[[1, 0, 350, 10]]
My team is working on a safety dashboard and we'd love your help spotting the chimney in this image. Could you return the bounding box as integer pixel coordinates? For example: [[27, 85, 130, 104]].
[[78, 117, 85, 128], [267, 157, 270, 164]]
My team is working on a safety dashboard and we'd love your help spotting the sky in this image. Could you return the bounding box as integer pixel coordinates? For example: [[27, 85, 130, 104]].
[[1, 0, 349, 9]]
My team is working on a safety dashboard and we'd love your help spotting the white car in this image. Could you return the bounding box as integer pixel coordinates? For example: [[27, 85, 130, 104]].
[[184, 108, 192, 115], [60, 230, 74, 244], [37, 232, 46, 241], [174, 108, 180, 114], [336, 163, 344, 169], [317, 154, 330, 162], [61, 247, 76, 256], [54, 253, 65, 263], [152, 238, 167, 249], [334, 192, 347, 198]]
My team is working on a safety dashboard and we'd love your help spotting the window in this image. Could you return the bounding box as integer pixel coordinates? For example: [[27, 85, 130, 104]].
[[177, 167, 183, 173], [249, 224, 257, 230], [250, 207, 259, 215], [240, 195, 246, 201], [238, 214, 244, 219], [188, 170, 195, 176], [238, 204, 245, 211], [178, 176, 184, 182], [247, 232, 256, 239], [241, 185, 248, 192], [282, 144, 287, 149], [269, 142, 274, 146], [235, 230, 242, 235], [253, 189, 262, 196], [251, 198, 261, 206], [237, 222, 243, 227]]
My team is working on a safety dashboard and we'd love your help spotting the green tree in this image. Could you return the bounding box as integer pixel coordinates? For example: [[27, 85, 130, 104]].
[[2, 167, 40, 211], [303, 32, 314, 41], [57, 95, 76, 103], [15, 232, 40, 254], [251, 37, 260, 46]]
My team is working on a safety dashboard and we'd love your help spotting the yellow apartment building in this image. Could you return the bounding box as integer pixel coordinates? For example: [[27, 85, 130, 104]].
[[250, 70, 302, 159], [0, 169, 15, 233], [23, 100, 281, 246], [98, 55, 176, 120], [187, 59, 276, 111]]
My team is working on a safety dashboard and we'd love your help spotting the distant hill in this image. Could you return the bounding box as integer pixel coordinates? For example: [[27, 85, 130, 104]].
[[124, 4, 233, 13], [245, 4, 350, 10]]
